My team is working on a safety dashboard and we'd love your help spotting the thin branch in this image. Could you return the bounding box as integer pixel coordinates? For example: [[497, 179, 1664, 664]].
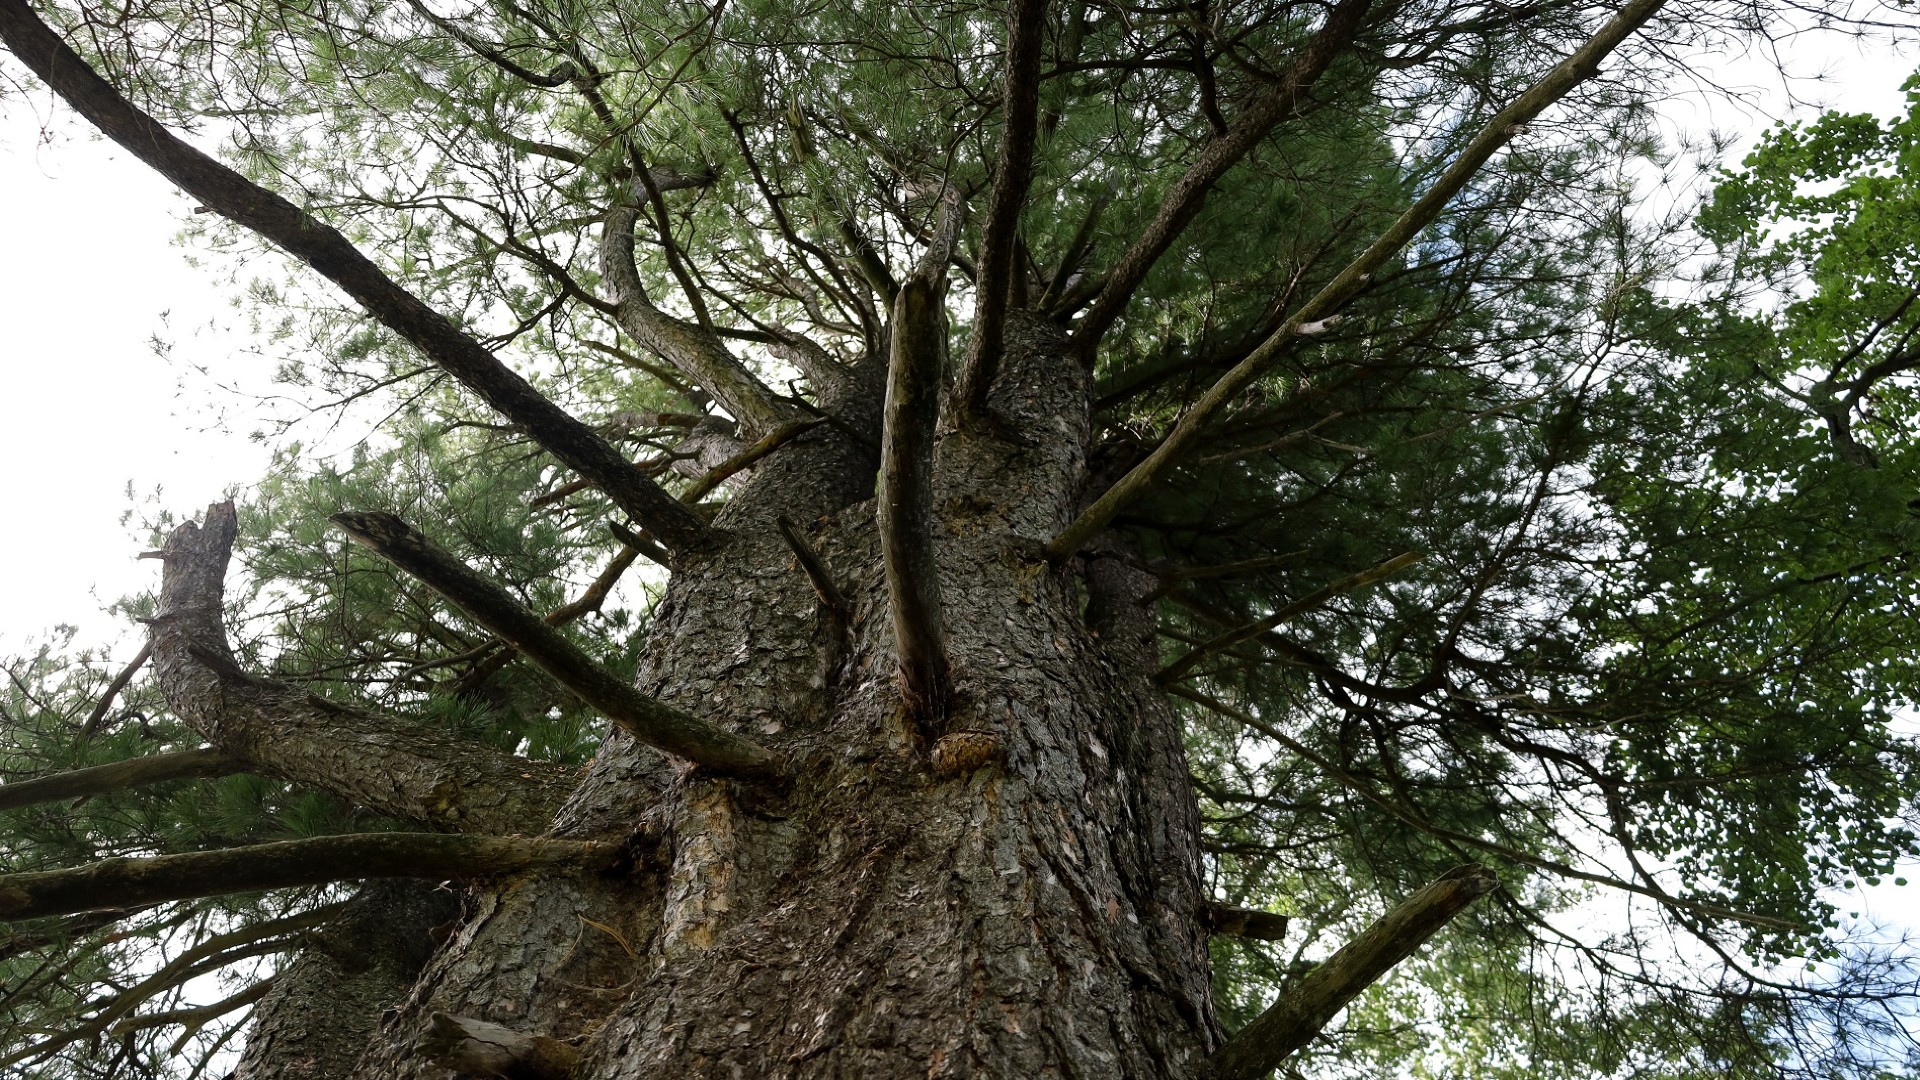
[[0, 748, 240, 812], [1047, 0, 1669, 558], [112, 974, 278, 1041], [0, 834, 613, 923], [78, 640, 152, 742], [330, 512, 785, 780], [438, 537, 649, 696], [955, 0, 1048, 416], [1069, 0, 1376, 356], [680, 417, 828, 503], [1201, 866, 1498, 1080], [1158, 551, 1420, 683], [0, 2, 715, 554]]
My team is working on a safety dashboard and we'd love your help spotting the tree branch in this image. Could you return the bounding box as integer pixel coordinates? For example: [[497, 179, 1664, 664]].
[[1048, 0, 1668, 558], [1201, 866, 1497, 1080], [152, 502, 578, 834], [878, 204, 960, 735], [1158, 551, 1420, 683], [0, 748, 240, 812], [78, 639, 152, 742], [599, 201, 798, 438], [1069, 0, 1376, 356], [0, 0, 715, 554], [0, 833, 613, 924], [329, 511, 786, 780], [679, 417, 829, 503], [954, 0, 1048, 416]]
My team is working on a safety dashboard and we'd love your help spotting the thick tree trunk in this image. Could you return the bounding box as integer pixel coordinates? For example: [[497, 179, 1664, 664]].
[[323, 316, 1219, 1078]]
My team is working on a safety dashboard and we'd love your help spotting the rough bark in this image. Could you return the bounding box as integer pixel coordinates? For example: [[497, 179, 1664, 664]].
[[232, 882, 458, 1080]]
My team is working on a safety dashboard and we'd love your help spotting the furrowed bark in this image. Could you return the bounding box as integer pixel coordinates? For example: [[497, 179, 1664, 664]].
[[420, 1013, 581, 1080], [0, 0, 714, 555], [954, 0, 1048, 416], [152, 503, 578, 834], [231, 882, 457, 1080], [329, 511, 786, 780], [1158, 551, 1421, 683], [1202, 865, 1498, 1080], [1068, 0, 1376, 355], [1048, 0, 1669, 558], [878, 272, 952, 734], [599, 202, 797, 438], [0, 748, 240, 812], [0, 833, 614, 922]]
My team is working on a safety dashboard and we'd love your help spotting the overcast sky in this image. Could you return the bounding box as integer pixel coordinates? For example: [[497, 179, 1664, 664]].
[[0, 27, 1913, 652]]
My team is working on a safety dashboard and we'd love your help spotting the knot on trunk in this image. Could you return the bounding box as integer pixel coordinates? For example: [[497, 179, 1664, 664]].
[[930, 729, 1003, 777]]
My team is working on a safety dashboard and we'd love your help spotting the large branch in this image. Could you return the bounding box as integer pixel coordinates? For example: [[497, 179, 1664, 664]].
[[953, 0, 1048, 415], [329, 511, 786, 780], [1201, 865, 1497, 1080], [600, 202, 798, 438], [878, 210, 960, 735], [1048, 0, 1668, 558], [1068, 0, 1376, 356], [0, 833, 613, 923], [0, 748, 240, 812], [0, 0, 714, 555], [153, 503, 578, 834]]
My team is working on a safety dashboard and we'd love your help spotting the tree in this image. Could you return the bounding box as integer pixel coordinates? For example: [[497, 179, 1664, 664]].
[[1, 0, 1917, 1076]]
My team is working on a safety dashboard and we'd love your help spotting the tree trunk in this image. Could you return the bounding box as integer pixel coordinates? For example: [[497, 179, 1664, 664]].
[[322, 315, 1219, 1078]]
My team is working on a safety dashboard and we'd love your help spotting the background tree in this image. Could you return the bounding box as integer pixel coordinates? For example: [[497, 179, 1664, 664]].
[[1, 0, 1918, 1077]]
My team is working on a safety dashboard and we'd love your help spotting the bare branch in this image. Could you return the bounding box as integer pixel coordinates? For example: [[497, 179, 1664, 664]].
[[878, 211, 958, 735], [152, 503, 578, 834], [0, 748, 240, 812], [78, 640, 152, 742], [955, 0, 1048, 416], [1202, 866, 1498, 1080], [0, 834, 613, 923], [1048, 0, 1669, 557], [0, 1, 715, 554], [330, 512, 786, 780], [600, 201, 798, 438]]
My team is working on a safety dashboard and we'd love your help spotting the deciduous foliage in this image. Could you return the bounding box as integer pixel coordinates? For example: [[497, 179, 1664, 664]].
[[1, 0, 1918, 1077]]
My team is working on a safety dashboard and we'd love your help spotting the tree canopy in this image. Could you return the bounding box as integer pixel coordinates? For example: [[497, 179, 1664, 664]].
[[1, 0, 1918, 1076]]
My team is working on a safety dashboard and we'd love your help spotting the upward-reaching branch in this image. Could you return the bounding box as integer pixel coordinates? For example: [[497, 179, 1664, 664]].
[[880, 200, 962, 735], [954, 0, 1048, 416], [600, 202, 799, 438], [1068, 0, 1376, 357], [0, 0, 715, 555], [1048, 0, 1669, 558]]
